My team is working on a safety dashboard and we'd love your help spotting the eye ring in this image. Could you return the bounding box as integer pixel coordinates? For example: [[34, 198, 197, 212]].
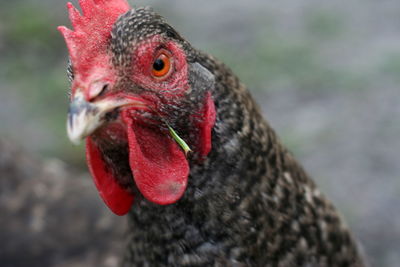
[[151, 51, 172, 79]]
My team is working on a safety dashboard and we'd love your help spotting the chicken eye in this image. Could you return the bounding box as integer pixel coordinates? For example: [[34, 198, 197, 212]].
[[152, 53, 171, 78]]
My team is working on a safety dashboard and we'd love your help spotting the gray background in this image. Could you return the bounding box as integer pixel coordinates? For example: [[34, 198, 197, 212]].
[[0, 0, 399, 266]]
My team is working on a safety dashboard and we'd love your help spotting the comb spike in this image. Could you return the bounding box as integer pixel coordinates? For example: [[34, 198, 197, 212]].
[[58, 26, 78, 60], [79, 0, 95, 17], [59, 0, 131, 80], [67, 2, 83, 28], [57, 26, 74, 40]]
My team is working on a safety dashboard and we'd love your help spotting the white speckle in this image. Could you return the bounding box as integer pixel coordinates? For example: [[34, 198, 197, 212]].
[[223, 136, 239, 154], [291, 221, 300, 232], [313, 188, 322, 197], [283, 172, 293, 184], [299, 237, 308, 250], [319, 220, 328, 241], [304, 186, 313, 204]]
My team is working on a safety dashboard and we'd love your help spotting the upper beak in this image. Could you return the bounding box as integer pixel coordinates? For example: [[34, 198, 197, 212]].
[[67, 91, 147, 145]]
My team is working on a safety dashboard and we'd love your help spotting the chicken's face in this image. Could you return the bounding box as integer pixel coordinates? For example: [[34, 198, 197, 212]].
[[58, 0, 216, 215]]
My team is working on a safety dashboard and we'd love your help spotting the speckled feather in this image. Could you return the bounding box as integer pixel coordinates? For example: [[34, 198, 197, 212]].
[[68, 7, 365, 267]]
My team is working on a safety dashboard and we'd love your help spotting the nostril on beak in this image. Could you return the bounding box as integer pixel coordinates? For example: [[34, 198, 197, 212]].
[[98, 84, 109, 97], [88, 81, 109, 102]]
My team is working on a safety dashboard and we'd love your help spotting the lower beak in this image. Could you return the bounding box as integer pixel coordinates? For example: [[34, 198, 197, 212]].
[[67, 92, 101, 145], [67, 91, 147, 145]]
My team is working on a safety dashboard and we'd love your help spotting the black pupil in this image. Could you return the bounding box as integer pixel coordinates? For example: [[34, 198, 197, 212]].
[[153, 58, 165, 71]]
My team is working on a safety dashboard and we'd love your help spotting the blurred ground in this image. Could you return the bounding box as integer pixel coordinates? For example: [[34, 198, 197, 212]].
[[0, 0, 399, 266], [0, 138, 125, 267]]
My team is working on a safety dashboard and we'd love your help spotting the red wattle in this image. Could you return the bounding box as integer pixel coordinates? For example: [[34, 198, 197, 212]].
[[122, 111, 189, 205], [86, 137, 134, 215]]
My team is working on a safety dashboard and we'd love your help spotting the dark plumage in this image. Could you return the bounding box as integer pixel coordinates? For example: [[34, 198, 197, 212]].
[[59, 2, 365, 266]]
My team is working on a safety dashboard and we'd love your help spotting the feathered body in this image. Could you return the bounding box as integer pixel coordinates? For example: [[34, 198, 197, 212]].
[[59, 1, 364, 266]]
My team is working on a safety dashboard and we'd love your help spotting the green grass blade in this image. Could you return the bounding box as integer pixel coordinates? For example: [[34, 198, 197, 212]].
[[168, 125, 191, 156]]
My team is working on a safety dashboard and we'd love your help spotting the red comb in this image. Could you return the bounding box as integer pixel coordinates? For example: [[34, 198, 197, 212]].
[[58, 0, 130, 77]]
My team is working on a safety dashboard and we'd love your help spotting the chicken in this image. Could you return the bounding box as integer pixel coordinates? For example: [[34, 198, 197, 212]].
[[58, 0, 365, 266]]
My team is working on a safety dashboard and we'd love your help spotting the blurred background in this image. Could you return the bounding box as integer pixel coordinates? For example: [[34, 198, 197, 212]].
[[0, 0, 399, 266]]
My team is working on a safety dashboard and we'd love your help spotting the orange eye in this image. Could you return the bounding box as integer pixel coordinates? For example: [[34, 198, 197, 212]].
[[152, 53, 172, 78]]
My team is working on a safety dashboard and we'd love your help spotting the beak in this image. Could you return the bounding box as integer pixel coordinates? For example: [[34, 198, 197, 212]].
[[67, 91, 147, 145]]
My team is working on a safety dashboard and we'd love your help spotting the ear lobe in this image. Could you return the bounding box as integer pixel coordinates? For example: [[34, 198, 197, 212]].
[[196, 92, 216, 159], [188, 62, 216, 159]]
